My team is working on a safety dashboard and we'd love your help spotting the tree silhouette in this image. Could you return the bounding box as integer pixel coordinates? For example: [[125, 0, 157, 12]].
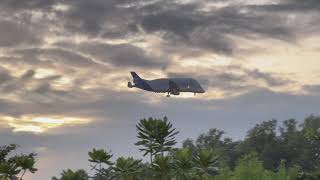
[[88, 148, 113, 180], [112, 157, 142, 180], [193, 149, 219, 179], [171, 148, 195, 180], [151, 155, 172, 180], [0, 144, 37, 180], [52, 169, 88, 180], [135, 117, 179, 163], [15, 154, 38, 180]]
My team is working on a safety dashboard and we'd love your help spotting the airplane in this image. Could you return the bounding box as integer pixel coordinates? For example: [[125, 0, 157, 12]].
[[128, 72, 205, 97]]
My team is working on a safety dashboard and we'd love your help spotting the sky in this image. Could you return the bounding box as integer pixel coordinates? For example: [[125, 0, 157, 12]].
[[0, 0, 320, 179]]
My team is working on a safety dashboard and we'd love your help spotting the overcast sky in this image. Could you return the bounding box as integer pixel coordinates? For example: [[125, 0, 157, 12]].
[[0, 0, 320, 179]]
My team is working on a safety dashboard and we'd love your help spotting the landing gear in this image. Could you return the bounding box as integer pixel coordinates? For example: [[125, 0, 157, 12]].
[[166, 92, 170, 97], [194, 92, 196, 96]]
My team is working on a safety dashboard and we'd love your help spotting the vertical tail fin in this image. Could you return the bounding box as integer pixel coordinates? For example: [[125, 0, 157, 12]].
[[131, 72, 142, 81]]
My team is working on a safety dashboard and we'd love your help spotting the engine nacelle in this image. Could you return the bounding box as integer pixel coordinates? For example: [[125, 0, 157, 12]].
[[128, 82, 134, 88], [171, 91, 180, 95]]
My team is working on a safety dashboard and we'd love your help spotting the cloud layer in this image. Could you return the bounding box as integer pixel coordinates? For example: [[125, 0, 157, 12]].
[[0, 0, 319, 179]]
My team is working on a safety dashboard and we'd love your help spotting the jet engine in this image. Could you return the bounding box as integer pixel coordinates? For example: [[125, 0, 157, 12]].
[[128, 82, 134, 88], [170, 91, 180, 95]]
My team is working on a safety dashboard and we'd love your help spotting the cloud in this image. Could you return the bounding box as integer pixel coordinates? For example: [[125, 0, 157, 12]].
[[0, 0, 56, 11], [0, 1, 318, 179], [245, 69, 291, 87], [0, 20, 40, 47], [13, 48, 99, 68], [59, 0, 136, 37], [254, 0, 320, 12], [0, 68, 13, 84], [303, 85, 320, 95], [78, 42, 168, 68], [135, 1, 298, 55], [167, 65, 292, 95]]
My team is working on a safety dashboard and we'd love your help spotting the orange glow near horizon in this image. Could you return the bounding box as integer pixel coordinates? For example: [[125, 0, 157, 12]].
[[3, 116, 92, 134]]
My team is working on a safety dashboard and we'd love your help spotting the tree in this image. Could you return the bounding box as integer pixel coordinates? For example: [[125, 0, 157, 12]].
[[135, 117, 179, 163], [279, 119, 302, 167], [112, 157, 142, 180], [242, 120, 282, 170], [193, 149, 219, 179], [88, 148, 113, 180], [302, 115, 320, 170], [15, 154, 38, 180], [182, 139, 197, 155], [52, 169, 88, 180], [0, 144, 37, 180], [171, 148, 195, 180], [231, 153, 266, 180], [0, 161, 20, 180], [196, 129, 225, 150], [151, 155, 172, 180], [0, 144, 19, 180], [189, 128, 240, 168]]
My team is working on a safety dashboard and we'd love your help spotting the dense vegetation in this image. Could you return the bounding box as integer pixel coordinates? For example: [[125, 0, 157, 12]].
[[0, 144, 37, 180], [1, 116, 320, 180]]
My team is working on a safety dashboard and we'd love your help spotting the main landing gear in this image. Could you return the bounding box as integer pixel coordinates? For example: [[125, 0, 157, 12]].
[[166, 92, 170, 97]]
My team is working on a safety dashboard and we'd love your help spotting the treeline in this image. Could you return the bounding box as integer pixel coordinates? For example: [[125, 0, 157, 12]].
[[1, 116, 320, 180]]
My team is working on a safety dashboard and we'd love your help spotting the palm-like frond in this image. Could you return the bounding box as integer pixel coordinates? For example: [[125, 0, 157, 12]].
[[88, 149, 113, 165], [135, 117, 179, 162], [112, 157, 142, 179], [171, 148, 196, 180], [52, 169, 88, 180], [193, 149, 219, 178], [151, 155, 172, 179], [15, 154, 38, 174]]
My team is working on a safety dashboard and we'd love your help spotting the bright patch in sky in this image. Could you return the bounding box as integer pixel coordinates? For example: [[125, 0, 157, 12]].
[[3, 116, 91, 133]]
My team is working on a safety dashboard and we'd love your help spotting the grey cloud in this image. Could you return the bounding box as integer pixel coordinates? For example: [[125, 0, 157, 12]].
[[21, 70, 36, 80], [137, 2, 236, 54], [0, 20, 40, 47], [251, 0, 320, 12], [136, 1, 297, 55], [0, 0, 56, 11], [167, 66, 291, 92], [32, 83, 66, 96], [14, 48, 98, 68], [61, 0, 135, 37], [246, 69, 291, 87], [0, 0, 315, 57], [0, 69, 33, 93], [82, 43, 167, 68], [0, 68, 12, 84], [140, 5, 203, 37], [303, 85, 320, 95], [0, 66, 72, 105], [56, 42, 168, 68]]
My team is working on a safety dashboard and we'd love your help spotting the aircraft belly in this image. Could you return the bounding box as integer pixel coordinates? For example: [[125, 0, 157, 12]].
[[179, 87, 195, 92]]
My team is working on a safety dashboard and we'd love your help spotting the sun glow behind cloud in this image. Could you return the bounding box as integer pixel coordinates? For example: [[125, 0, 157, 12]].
[[3, 116, 91, 133]]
